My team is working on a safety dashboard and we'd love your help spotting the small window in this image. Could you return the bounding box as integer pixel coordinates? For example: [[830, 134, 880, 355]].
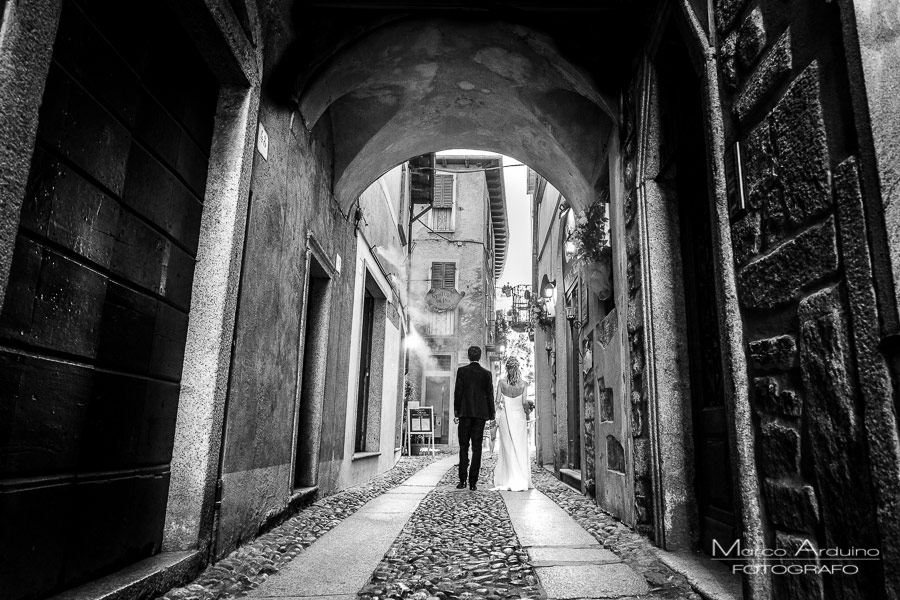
[[427, 310, 456, 336], [431, 262, 456, 290], [434, 355, 452, 371], [432, 174, 455, 232]]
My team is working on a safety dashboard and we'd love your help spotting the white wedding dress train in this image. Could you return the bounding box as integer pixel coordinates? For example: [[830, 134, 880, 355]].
[[492, 388, 533, 491]]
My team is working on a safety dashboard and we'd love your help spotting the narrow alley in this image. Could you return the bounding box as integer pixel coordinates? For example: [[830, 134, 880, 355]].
[[155, 455, 726, 600], [1, 1, 899, 600]]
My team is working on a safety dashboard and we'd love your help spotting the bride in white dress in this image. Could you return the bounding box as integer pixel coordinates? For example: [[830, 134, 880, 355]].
[[492, 357, 533, 491]]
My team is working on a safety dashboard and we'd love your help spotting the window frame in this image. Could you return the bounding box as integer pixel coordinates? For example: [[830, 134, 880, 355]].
[[429, 172, 456, 232]]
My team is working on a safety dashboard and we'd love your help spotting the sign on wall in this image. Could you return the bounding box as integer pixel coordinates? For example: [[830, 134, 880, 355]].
[[425, 288, 465, 312]]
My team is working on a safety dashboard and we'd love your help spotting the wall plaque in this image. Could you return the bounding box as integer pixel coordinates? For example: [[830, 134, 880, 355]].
[[425, 288, 465, 312]]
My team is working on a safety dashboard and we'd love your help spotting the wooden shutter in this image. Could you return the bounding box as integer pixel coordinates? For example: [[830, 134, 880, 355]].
[[431, 262, 456, 289], [433, 174, 454, 208]]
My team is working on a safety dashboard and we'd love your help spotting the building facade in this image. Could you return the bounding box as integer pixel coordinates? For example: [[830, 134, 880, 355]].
[[407, 155, 508, 449]]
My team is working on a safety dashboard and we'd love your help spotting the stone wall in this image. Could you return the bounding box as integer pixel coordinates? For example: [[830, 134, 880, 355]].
[[717, 0, 900, 597], [616, 4, 900, 596], [620, 82, 655, 540]]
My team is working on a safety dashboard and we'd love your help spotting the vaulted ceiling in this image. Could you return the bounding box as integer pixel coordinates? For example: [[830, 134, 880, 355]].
[[273, 0, 657, 211]]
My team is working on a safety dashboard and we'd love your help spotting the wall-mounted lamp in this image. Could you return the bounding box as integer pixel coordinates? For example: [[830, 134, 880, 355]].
[[540, 274, 556, 299]]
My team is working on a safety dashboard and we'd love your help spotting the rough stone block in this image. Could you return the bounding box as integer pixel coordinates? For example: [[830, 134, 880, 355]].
[[771, 62, 832, 227], [760, 420, 800, 477], [833, 159, 900, 579], [631, 401, 643, 438], [754, 376, 802, 417], [749, 334, 797, 371], [799, 285, 856, 428], [775, 532, 825, 599], [626, 222, 640, 259], [627, 256, 641, 292], [720, 31, 739, 91], [737, 217, 839, 309], [633, 437, 650, 477], [627, 293, 643, 334], [800, 283, 882, 585], [743, 119, 776, 210], [764, 478, 820, 533], [630, 331, 644, 377], [715, 0, 748, 34], [731, 211, 761, 266], [624, 158, 636, 189], [737, 8, 767, 69], [735, 29, 792, 122], [624, 190, 637, 225], [584, 419, 595, 438]]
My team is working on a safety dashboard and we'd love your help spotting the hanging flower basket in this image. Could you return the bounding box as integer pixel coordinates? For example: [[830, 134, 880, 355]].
[[529, 300, 555, 332]]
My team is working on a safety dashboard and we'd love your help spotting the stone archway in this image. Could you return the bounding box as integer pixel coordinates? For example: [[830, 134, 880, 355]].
[[295, 18, 616, 214]]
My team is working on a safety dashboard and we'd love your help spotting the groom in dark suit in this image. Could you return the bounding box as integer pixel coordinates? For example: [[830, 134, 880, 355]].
[[453, 345, 495, 490]]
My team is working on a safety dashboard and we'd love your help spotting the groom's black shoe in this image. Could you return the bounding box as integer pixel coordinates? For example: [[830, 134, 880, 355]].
[[469, 483, 477, 491], [456, 481, 466, 489]]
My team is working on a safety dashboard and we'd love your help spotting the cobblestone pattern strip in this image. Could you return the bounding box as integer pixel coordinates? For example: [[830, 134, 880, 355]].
[[160, 455, 444, 600], [359, 457, 545, 600], [531, 467, 702, 600]]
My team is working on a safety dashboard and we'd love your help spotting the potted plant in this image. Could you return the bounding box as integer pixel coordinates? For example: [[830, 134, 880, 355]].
[[571, 202, 613, 300]]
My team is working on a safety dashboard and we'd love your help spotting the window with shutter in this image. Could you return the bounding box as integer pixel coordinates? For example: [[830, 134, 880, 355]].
[[431, 262, 456, 290], [432, 174, 454, 231], [433, 174, 454, 208]]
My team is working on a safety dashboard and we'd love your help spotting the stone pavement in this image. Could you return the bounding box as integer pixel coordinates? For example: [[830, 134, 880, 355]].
[[249, 456, 457, 600], [502, 489, 650, 598], [160, 455, 709, 600], [160, 455, 446, 600], [358, 458, 542, 600]]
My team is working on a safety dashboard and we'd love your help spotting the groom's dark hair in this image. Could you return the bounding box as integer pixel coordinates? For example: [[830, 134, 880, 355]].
[[467, 346, 482, 361]]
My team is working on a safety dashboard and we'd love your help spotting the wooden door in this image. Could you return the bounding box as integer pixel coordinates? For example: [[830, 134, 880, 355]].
[[659, 30, 738, 554], [566, 286, 581, 470], [355, 291, 376, 452], [0, 1, 218, 597]]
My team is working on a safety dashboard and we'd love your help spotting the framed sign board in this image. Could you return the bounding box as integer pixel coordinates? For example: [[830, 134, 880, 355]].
[[407, 406, 435, 455]]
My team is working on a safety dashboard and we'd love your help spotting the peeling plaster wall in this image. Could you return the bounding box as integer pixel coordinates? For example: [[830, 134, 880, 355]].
[[215, 13, 361, 556]]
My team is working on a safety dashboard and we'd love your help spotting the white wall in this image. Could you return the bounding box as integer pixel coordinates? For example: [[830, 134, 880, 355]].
[[339, 171, 406, 488]]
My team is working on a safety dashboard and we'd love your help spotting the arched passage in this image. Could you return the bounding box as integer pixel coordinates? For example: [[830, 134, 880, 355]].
[[297, 18, 616, 212]]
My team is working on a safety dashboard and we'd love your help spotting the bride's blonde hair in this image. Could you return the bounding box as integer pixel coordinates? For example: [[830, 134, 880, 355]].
[[506, 357, 521, 386]]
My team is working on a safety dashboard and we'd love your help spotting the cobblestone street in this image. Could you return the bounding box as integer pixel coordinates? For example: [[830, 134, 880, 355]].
[[161, 456, 444, 600], [358, 457, 542, 600], [160, 455, 722, 600]]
